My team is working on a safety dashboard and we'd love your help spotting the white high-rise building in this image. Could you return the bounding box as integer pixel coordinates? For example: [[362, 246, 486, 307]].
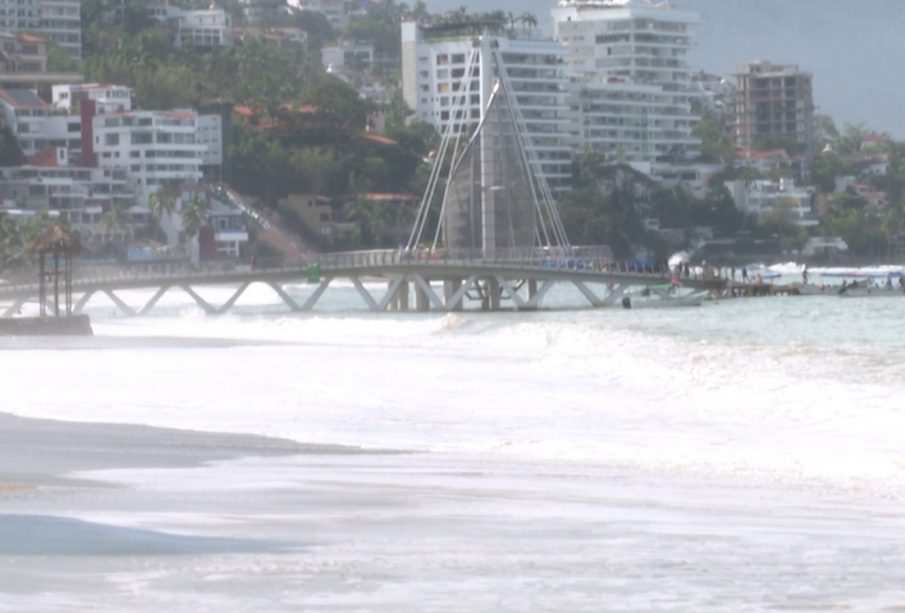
[[401, 21, 573, 193], [552, 0, 701, 172], [0, 0, 40, 32]]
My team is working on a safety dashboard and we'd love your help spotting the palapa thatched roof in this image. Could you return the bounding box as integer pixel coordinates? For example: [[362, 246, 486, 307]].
[[27, 224, 79, 254]]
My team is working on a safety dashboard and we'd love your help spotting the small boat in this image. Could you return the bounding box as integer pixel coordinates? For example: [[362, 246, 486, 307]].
[[621, 284, 703, 309]]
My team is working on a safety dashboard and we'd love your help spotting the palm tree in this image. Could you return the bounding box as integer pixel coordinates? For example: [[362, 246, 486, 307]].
[[101, 202, 131, 241], [0, 214, 27, 273], [520, 12, 538, 33], [180, 190, 212, 240], [148, 184, 178, 222], [507, 11, 517, 33]]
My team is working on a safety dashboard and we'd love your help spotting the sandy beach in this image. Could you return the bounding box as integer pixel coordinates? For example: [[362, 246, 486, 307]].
[[0, 411, 359, 558]]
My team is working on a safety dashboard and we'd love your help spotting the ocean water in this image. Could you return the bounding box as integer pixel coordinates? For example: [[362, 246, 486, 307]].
[[2, 280, 905, 611]]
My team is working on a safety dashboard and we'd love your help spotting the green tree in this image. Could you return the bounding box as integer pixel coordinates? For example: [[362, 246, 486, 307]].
[[810, 152, 856, 194], [44, 40, 78, 72], [298, 75, 374, 134], [519, 12, 538, 33], [102, 202, 132, 239], [692, 107, 735, 163], [180, 191, 212, 240], [752, 134, 799, 156], [148, 185, 178, 221], [557, 187, 643, 257]]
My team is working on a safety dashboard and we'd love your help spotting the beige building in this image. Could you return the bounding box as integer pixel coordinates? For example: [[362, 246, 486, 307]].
[[279, 193, 355, 243], [734, 61, 814, 156]]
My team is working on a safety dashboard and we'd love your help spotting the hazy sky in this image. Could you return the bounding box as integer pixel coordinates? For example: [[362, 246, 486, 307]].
[[421, 0, 904, 137]]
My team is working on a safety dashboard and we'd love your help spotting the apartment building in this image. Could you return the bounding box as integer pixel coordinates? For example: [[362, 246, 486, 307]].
[[0, 153, 137, 244], [724, 176, 817, 227], [552, 0, 701, 172], [36, 0, 80, 60], [0, 87, 57, 156], [92, 110, 206, 206], [0, 32, 46, 73], [0, 0, 40, 33], [171, 7, 232, 48], [734, 60, 815, 157], [0, 0, 80, 60], [401, 21, 573, 193], [52, 83, 133, 114]]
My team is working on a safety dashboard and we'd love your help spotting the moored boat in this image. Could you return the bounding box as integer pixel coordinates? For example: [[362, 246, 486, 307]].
[[621, 284, 703, 309]]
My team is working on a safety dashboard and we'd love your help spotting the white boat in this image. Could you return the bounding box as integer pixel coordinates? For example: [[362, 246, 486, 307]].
[[621, 284, 704, 309]]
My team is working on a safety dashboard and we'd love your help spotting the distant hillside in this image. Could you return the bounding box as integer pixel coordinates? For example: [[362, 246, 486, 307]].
[[421, 0, 904, 136]]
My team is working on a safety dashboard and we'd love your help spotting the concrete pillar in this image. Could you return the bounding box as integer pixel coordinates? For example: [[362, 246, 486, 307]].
[[481, 278, 501, 311], [444, 278, 463, 311], [415, 281, 430, 312], [397, 281, 409, 311], [527, 278, 537, 302], [489, 278, 501, 311]]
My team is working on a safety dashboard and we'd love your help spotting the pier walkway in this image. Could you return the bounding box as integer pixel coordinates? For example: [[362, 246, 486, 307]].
[[0, 250, 724, 316]]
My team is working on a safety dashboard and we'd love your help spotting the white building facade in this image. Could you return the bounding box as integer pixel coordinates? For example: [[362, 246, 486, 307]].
[[725, 177, 817, 227], [0, 156, 136, 245], [0, 89, 81, 157], [92, 110, 206, 206], [0, 0, 81, 60], [552, 0, 701, 173], [401, 21, 573, 193], [52, 83, 133, 113], [171, 8, 232, 48]]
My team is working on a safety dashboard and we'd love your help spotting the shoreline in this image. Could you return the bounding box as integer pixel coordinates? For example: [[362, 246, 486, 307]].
[[0, 411, 366, 492]]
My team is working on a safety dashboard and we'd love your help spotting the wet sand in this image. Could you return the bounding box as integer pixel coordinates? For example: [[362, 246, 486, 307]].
[[0, 411, 351, 483], [0, 411, 363, 558]]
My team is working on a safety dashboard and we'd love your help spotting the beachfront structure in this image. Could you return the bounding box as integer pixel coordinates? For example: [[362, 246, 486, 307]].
[[52, 83, 133, 114], [725, 177, 817, 228], [171, 7, 232, 48], [734, 61, 815, 157], [552, 0, 701, 173], [92, 110, 206, 206], [151, 184, 249, 263], [0, 0, 81, 60], [401, 20, 573, 193], [207, 195, 250, 259], [0, 153, 137, 245]]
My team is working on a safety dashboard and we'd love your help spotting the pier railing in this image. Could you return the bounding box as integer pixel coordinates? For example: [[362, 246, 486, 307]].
[[0, 248, 727, 302]]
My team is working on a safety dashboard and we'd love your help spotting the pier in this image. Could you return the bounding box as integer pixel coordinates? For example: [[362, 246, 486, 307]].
[[0, 250, 724, 317]]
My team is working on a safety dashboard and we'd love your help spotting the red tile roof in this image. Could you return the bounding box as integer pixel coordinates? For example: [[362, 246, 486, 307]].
[[17, 33, 45, 44], [360, 134, 399, 146], [27, 148, 60, 167], [365, 193, 417, 202]]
